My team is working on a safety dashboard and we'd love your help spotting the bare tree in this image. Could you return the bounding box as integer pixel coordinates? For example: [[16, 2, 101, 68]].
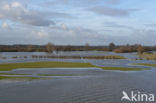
[[109, 42, 115, 51], [85, 43, 90, 51], [137, 45, 144, 54], [46, 42, 55, 53]]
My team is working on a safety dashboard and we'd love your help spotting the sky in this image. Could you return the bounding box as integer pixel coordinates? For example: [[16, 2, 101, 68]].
[[0, 0, 156, 45]]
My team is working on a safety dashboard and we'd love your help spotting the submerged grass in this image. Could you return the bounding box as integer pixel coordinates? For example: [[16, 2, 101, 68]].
[[38, 74, 74, 76], [134, 63, 156, 67], [0, 73, 30, 75], [0, 75, 40, 81], [0, 61, 149, 71]]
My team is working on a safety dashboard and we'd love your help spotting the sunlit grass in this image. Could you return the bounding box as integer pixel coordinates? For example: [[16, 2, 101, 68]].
[[99, 66, 150, 71], [0, 61, 149, 71], [0, 61, 95, 71]]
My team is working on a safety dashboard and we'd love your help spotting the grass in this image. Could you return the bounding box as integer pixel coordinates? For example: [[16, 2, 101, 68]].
[[138, 53, 156, 60], [99, 66, 150, 71], [0, 61, 149, 71], [0, 61, 95, 71], [134, 63, 156, 67], [0, 75, 40, 81]]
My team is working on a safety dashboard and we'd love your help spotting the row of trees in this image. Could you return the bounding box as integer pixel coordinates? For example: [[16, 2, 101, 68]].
[[23, 42, 55, 53], [0, 42, 155, 53], [44, 42, 147, 54]]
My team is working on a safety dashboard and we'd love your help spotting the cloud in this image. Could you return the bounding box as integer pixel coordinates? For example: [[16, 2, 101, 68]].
[[0, 1, 72, 27], [0, 0, 155, 46], [144, 23, 156, 27], [1, 22, 12, 30], [0, 23, 155, 45], [105, 0, 120, 5], [31, 29, 49, 39], [103, 22, 134, 29], [88, 7, 137, 17], [127, 29, 156, 45], [46, 0, 121, 6]]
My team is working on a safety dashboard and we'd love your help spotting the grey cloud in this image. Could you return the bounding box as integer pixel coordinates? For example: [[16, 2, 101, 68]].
[[20, 18, 55, 27], [0, 1, 72, 27], [88, 7, 137, 17], [18, 11, 56, 26]]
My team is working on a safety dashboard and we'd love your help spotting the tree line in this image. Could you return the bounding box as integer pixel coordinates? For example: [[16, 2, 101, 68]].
[[0, 42, 155, 53]]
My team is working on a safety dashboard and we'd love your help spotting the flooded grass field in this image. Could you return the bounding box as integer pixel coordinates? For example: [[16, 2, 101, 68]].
[[0, 51, 156, 103]]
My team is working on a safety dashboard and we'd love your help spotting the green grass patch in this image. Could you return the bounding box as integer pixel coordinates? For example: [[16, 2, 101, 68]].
[[0, 61, 149, 71], [99, 66, 150, 71], [0, 75, 40, 81], [0, 61, 95, 71], [134, 63, 156, 67]]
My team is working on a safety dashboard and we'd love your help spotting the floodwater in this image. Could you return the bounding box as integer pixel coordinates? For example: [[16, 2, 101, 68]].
[[0, 51, 156, 103]]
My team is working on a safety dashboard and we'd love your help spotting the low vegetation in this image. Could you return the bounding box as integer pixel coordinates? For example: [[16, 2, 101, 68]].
[[138, 53, 156, 60], [31, 55, 126, 59], [114, 46, 137, 53], [0, 61, 149, 71]]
